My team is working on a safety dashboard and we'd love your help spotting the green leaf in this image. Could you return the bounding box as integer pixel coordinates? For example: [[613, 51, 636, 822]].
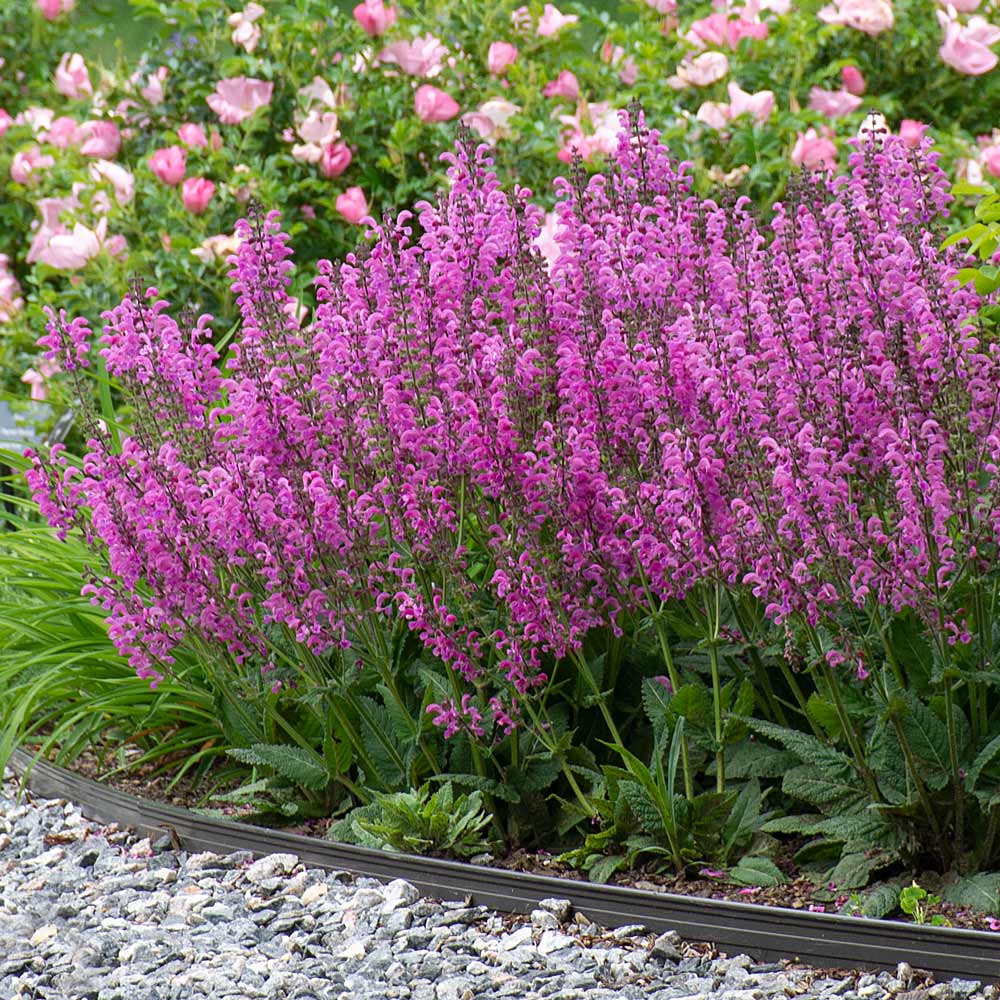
[[898, 691, 950, 789], [727, 856, 786, 887], [431, 772, 521, 803], [783, 764, 865, 810], [860, 883, 901, 919], [588, 854, 626, 884], [248, 743, 328, 790], [806, 694, 843, 741], [619, 779, 666, 836], [941, 873, 1000, 914], [965, 733, 1000, 792], [744, 718, 854, 772], [826, 851, 887, 891]]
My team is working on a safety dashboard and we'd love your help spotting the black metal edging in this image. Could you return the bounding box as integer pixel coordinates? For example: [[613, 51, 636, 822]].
[[7, 750, 999, 981]]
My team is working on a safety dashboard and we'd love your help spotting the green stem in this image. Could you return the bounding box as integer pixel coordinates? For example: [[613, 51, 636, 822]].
[[635, 564, 695, 801], [943, 678, 966, 867], [725, 590, 788, 726], [706, 583, 725, 795]]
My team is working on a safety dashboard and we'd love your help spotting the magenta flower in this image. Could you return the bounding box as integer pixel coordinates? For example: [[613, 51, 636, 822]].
[[181, 176, 214, 214], [336, 185, 368, 223], [320, 141, 352, 178]]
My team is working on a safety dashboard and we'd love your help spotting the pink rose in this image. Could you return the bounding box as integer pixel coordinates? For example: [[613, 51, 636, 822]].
[[981, 144, 1000, 177], [297, 109, 340, 145], [336, 186, 369, 224], [841, 65, 866, 94], [808, 86, 863, 117], [206, 77, 274, 124], [696, 101, 732, 130], [353, 0, 397, 36], [543, 70, 580, 101], [818, 0, 894, 35], [21, 359, 60, 400], [37, 0, 74, 20], [728, 82, 775, 122], [537, 3, 578, 36], [10, 147, 55, 185], [181, 176, 215, 214], [0, 110, 11, 139], [487, 42, 518, 75], [378, 35, 447, 77], [949, 0, 982, 11], [320, 141, 352, 178], [675, 51, 730, 87], [0, 255, 24, 325], [938, 11, 1000, 75], [177, 122, 209, 148], [461, 98, 519, 142], [44, 115, 80, 147], [227, 3, 265, 53], [898, 119, 929, 147], [149, 145, 186, 185], [644, 0, 676, 10], [78, 120, 120, 157], [791, 126, 837, 170], [685, 13, 768, 49], [54, 52, 92, 100], [89, 159, 134, 204], [414, 84, 460, 122], [37, 219, 112, 270], [140, 66, 168, 105]]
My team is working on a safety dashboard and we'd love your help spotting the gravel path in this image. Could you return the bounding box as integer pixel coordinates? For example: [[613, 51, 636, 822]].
[[0, 771, 989, 1000]]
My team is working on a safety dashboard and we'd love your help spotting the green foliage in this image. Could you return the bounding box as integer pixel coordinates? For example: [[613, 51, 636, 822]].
[[327, 782, 494, 859], [899, 882, 949, 926]]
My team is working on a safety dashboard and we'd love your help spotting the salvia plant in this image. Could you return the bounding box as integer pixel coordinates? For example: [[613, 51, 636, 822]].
[[25, 104, 1000, 887]]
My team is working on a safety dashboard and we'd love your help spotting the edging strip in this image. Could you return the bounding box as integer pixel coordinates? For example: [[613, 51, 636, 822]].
[[9, 749, 999, 982]]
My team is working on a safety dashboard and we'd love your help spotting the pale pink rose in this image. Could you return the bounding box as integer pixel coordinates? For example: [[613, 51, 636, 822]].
[[675, 51, 730, 87], [39, 220, 102, 270], [644, 0, 676, 11], [619, 56, 639, 85], [44, 115, 80, 147], [182, 177, 215, 214], [21, 360, 61, 400], [696, 101, 732, 130], [898, 119, 929, 147], [297, 109, 340, 145], [537, 3, 578, 36], [228, 3, 265, 53], [206, 77, 274, 124], [818, 0, 894, 35], [149, 145, 186, 185], [89, 159, 134, 204], [946, 0, 982, 11], [461, 99, 519, 141], [299, 76, 339, 109], [487, 42, 518, 74], [957, 156, 985, 185], [414, 84, 460, 122], [54, 52, 92, 100], [353, 0, 397, 36], [191, 232, 241, 263], [511, 5, 533, 31], [841, 65, 867, 94], [533, 211, 561, 271], [557, 103, 621, 162], [808, 86, 863, 117], [938, 11, 1000, 75], [177, 122, 209, 148], [10, 147, 55, 185], [378, 35, 447, 77], [982, 144, 1000, 177], [0, 110, 11, 139], [320, 141, 352, 178], [78, 120, 120, 157], [543, 69, 580, 101], [0, 255, 23, 325], [291, 142, 323, 163], [140, 66, 168, 104], [728, 82, 775, 122], [37, 0, 74, 21], [336, 186, 369, 224], [791, 126, 837, 169], [26, 195, 79, 264], [18, 107, 55, 134]]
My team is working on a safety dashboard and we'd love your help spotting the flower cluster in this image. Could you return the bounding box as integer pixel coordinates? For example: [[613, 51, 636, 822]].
[[29, 110, 999, 726]]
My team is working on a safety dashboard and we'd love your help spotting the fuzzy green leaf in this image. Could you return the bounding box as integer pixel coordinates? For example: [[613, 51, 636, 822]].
[[941, 873, 1000, 914], [727, 856, 786, 887]]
